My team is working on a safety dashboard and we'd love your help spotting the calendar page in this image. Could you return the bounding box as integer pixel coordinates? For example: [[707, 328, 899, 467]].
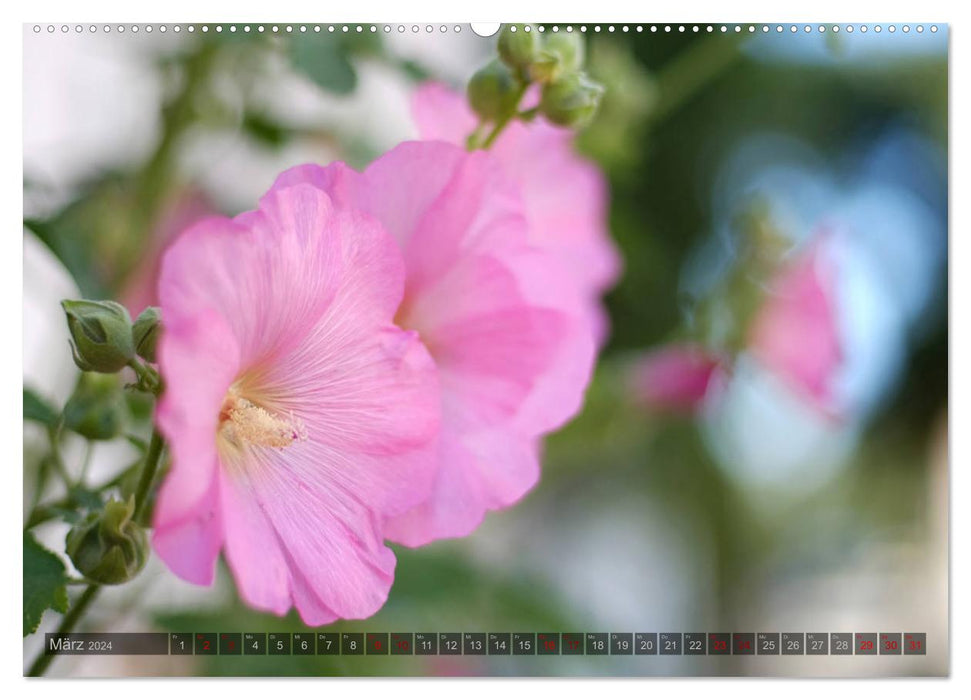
[[22, 18, 948, 679]]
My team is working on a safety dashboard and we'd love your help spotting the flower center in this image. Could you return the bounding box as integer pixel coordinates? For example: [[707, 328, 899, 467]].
[[218, 388, 306, 450]]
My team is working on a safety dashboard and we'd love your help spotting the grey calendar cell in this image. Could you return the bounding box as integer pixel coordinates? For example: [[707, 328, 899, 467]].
[[439, 633, 462, 655], [659, 633, 682, 655], [904, 633, 926, 655], [635, 633, 658, 655], [880, 633, 902, 655], [366, 633, 389, 655], [708, 633, 730, 655], [415, 633, 438, 655], [243, 633, 265, 655], [831, 633, 853, 655], [610, 633, 633, 655], [513, 633, 535, 655], [488, 633, 512, 655], [782, 633, 804, 655], [806, 633, 828, 655], [391, 633, 414, 655], [562, 633, 584, 655], [341, 632, 363, 655], [732, 633, 755, 655], [855, 633, 877, 655], [316, 633, 339, 655], [538, 633, 560, 655], [757, 633, 780, 655], [170, 633, 193, 655], [463, 632, 486, 655], [218, 633, 241, 655], [292, 633, 314, 655], [586, 633, 608, 655], [267, 633, 290, 656], [684, 633, 706, 655], [194, 633, 217, 655]]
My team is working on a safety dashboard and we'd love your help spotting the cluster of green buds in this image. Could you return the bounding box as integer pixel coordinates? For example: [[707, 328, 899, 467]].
[[62, 301, 161, 375], [467, 25, 605, 146], [66, 496, 148, 585]]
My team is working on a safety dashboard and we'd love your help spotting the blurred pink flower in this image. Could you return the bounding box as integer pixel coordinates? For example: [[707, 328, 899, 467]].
[[631, 241, 841, 415], [412, 82, 621, 343], [630, 344, 723, 412], [749, 240, 842, 410], [153, 178, 440, 624], [121, 190, 212, 314], [276, 141, 596, 545]]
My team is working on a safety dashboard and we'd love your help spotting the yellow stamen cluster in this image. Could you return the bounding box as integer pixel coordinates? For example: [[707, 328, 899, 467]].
[[219, 391, 305, 450]]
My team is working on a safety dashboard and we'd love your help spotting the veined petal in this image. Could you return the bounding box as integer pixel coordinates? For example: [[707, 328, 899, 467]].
[[154, 172, 441, 623], [228, 442, 397, 622], [159, 184, 343, 368]]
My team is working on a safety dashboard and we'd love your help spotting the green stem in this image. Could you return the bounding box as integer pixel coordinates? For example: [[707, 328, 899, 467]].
[[133, 429, 165, 521], [518, 106, 540, 121], [26, 584, 101, 677], [650, 34, 745, 125], [477, 82, 530, 150], [46, 423, 72, 488], [127, 359, 161, 395]]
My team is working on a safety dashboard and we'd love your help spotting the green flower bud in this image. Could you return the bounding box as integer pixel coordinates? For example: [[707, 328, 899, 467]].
[[539, 72, 605, 128], [132, 306, 161, 363], [530, 33, 585, 83], [66, 497, 148, 585], [497, 24, 540, 72], [61, 300, 134, 373], [62, 372, 126, 441], [467, 60, 522, 122]]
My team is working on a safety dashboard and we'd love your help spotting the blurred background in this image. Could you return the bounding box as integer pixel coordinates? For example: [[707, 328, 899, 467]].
[[23, 23, 948, 676]]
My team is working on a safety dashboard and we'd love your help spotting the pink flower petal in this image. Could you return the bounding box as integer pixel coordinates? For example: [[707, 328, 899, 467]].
[[154, 176, 440, 622], [749, 241, 842, 409], [385, 427, 540, 546], [222, 443, 397, 623], [412, 82, 621, 342], [152, 308, 239, 584], [122, 190, 212, 314], [630, 344, 723, 412], [277, 142, 594, 545]]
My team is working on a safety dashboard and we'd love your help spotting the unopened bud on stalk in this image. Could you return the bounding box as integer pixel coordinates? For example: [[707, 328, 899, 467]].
[[132, 307, 161, 364], [530, 33, 585, 83], [61, 300, 134, 373], [66, 496, 148, 585], [539, 72, 605, 127], [497, 24, 540, 72], [468, 60, 522, 121]]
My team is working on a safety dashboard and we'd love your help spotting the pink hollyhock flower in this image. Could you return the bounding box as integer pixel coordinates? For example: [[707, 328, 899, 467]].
[[274, 141, 596, 545], [749, 240, 842, 410], [152, 178, 440, 624], [411, 82, 621, 342], [629, 344, 723, 412]]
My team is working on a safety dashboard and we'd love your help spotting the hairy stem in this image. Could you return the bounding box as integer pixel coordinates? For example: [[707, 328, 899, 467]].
[[133, 429, 165, 522]]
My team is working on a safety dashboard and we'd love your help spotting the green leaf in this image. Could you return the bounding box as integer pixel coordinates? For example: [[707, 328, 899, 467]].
[[24, 532, 69, 636], [289, 35, 357, 95], [241, 111, 292, 149], [24, 388, 59, 428]]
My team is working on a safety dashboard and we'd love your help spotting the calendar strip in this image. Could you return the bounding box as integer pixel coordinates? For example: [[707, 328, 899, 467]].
[[45, 632, 926, 656]]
